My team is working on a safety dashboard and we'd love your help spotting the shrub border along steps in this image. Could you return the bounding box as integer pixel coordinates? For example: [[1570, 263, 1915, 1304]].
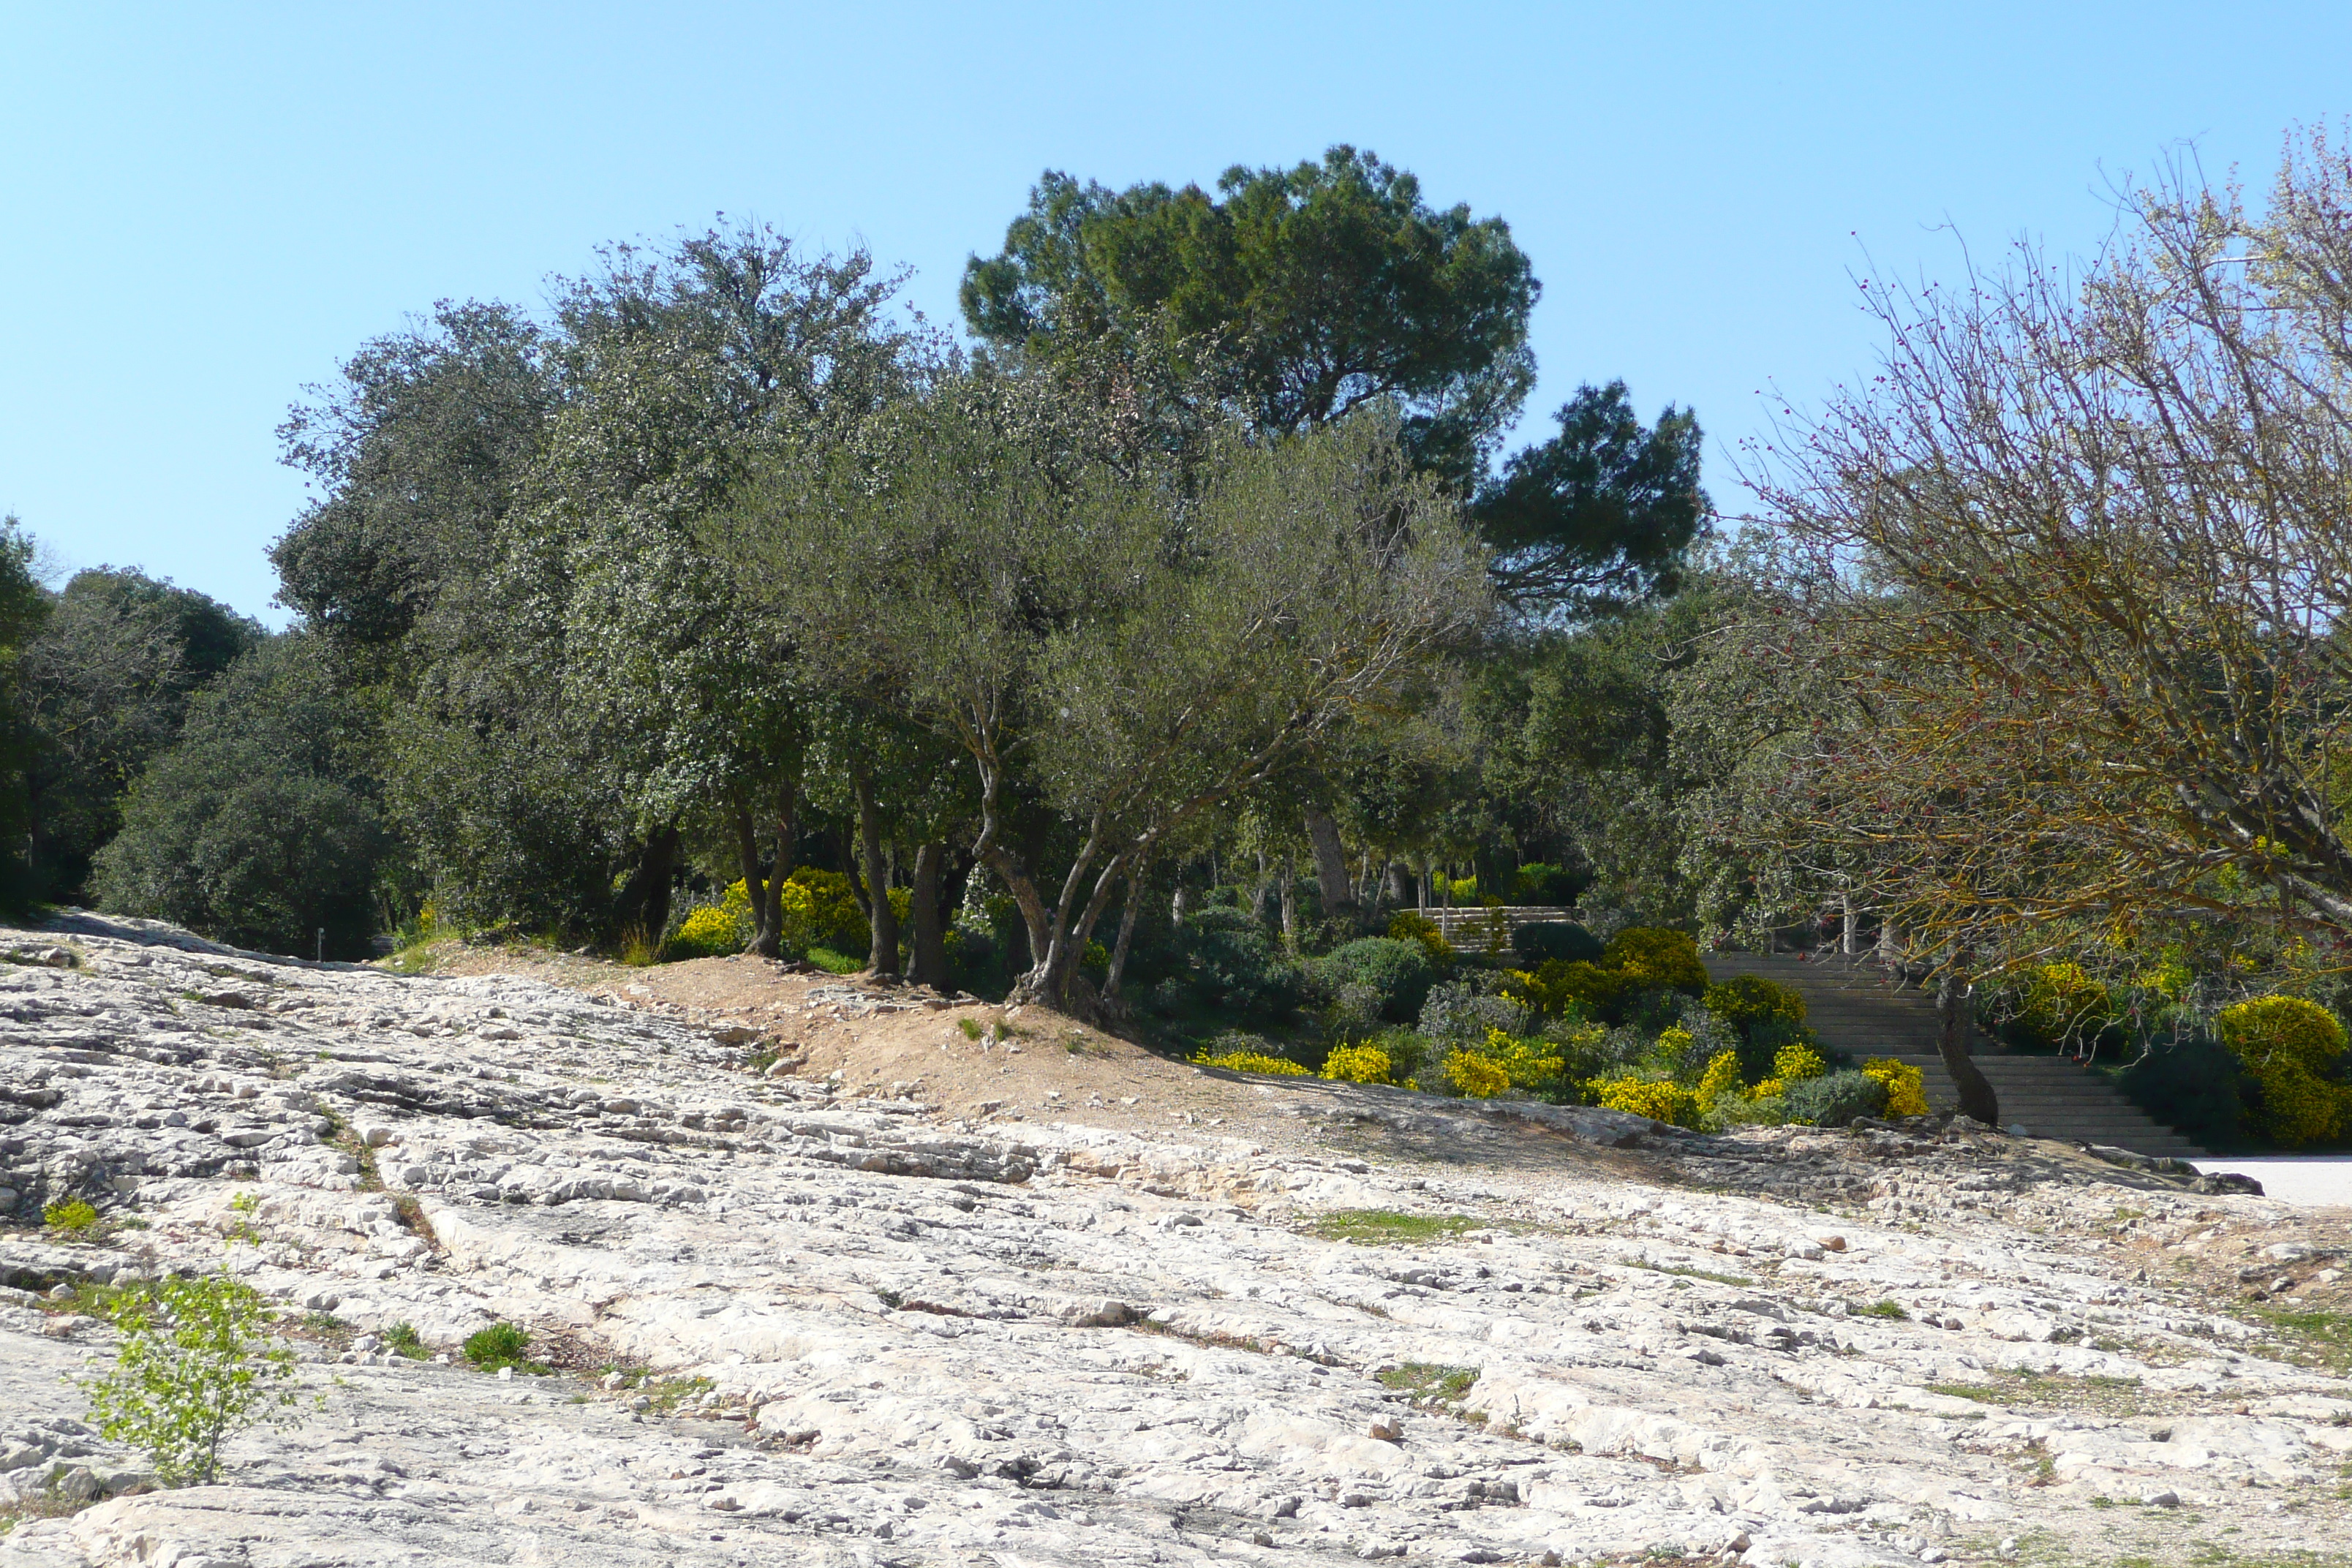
[[1703, 953, 2209, 1159]]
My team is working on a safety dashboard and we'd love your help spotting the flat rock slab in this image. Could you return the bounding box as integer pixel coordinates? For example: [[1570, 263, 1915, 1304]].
[[1, 915, 2348, 1567]]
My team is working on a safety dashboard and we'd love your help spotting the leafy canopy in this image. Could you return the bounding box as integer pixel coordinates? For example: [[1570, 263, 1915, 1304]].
[[962, 146, 1538, 491]]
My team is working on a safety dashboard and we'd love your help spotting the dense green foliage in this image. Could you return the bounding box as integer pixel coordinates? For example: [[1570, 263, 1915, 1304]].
[[22, 568, 259, 903], [0, 519, 48, 913], [93, 636, 391, 958]]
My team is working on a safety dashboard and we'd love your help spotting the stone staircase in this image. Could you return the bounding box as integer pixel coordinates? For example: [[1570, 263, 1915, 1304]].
[[1703, 952, 2208, 1159]]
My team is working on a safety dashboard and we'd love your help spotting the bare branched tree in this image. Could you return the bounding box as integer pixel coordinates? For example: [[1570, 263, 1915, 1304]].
[[1738, 127, 2352, 1116]]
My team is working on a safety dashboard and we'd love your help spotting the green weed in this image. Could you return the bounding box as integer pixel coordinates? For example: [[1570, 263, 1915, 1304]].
[[1858, 1299, 1909, 1319], [42, 1199, 99, 1235]]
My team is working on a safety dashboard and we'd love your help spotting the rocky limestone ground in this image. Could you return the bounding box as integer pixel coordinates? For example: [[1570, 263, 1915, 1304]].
[[1, 913, 2349, 1568]]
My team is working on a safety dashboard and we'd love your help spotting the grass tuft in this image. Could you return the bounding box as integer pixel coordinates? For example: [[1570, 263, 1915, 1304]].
[[461, 1322, 548, 1373], [1308, 1210, 1482, 1245]]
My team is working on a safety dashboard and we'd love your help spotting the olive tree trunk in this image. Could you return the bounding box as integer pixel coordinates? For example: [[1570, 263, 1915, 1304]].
[[1304, 807, 1357, 927], [615, 823, 681, 948], [853, 769, 900, 978], [908, 842, 949, 990], [1935, 965, 2001, 1128], [1102, 864, 1145, 1003]]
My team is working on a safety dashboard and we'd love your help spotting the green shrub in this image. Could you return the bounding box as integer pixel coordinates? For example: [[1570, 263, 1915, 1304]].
[[1511, 957, 1622, 1016], [43, 1197, 99, 1233], [1172, 907, 1303, 1017], [2117, 1035, 2243, 1147], [382, 1322, 426, 1359], [461, 1321, 535, 1371], [1862, 1058, 1931, 1117], [1387, 910, 1458, 967], [1783, 1069, 1889, 1127], [1589, 1077, 1703, 1127], [78, 1273, 304, 1485], [1511, 921, 1603, 965], [1322, 938, 1436, 1024]]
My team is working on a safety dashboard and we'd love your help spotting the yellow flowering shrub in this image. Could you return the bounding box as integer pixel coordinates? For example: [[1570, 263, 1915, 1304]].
[[1321, 1044, 1395, 1085], [1193, 1049, 1308, 1077], [1444, 1052, 1511, 1098], [1861, 1058, 1930, 1117], [1748, 1077, 1786, 1101], [668, 904, 745, 959], [1479, 1028, 1566, 1092], [1771, 1042, 1827, 1083], [2215, 995, 2351, 1146], [1590, 1078, 1702, 1128], [1695, 1049, 1746, 1108], [1600, 927, 1708, 993]]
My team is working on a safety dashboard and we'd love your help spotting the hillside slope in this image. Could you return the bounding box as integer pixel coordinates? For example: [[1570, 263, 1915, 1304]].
[[1, 914, 2347, 1567]]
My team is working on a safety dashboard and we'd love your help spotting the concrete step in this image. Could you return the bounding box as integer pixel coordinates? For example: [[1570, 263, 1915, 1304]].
[[1702, 951, 2209, 1158]]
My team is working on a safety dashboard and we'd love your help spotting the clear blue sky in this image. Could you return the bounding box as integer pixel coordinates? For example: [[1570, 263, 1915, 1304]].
[[4, 1, 2344, 625]]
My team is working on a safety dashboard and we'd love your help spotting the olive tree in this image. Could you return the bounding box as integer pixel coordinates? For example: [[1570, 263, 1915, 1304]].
[[715, 382, 1488, 1013]]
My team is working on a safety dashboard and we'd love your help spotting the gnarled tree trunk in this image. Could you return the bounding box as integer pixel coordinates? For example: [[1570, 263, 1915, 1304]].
[[1935, 964, 2000, 1128], [615, 823, 681, 949]]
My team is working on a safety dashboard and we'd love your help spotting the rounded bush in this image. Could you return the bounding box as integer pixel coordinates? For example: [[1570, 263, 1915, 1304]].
[[1321, 1043, 1394, 1085], [666, 904, 743, 960], [1183, 910, 1302, 1016], [1511, 921, 1603, 965], [779, 868, 867, 957], [1861, 1058, 1931, 1117], [1324, 938, 1436, 1023], [1783, 1069, 1889, 1127], [1526, 958, 1629, 1017], [1600, 927, 1708, 993], [1695, 1049, 1745, 1108], [2016, 961, 2115, 1045], [1771, 1041, 1828, 1083], [1386, 910, 1458, 967], [1590, 1077, 1703, 1127], [2216, 995, 2351, 1146], [1443, 1051, 1510, 1098], [1702, 973, 1806, 1035]]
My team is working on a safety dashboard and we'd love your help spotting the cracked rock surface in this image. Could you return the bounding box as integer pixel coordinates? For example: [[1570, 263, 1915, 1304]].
[[2, 913, 2349, 1567]]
